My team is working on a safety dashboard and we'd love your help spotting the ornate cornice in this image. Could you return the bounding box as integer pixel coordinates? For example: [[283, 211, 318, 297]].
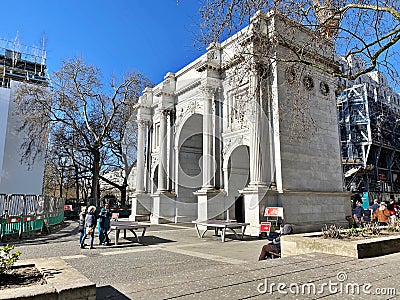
[[175, 80, 202, 96]]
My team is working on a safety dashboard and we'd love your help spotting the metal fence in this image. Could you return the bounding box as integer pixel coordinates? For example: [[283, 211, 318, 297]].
[[0, 194, 65, 241]]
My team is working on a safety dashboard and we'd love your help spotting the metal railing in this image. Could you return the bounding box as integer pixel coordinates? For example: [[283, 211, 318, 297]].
[[0, 194, 65, 241]]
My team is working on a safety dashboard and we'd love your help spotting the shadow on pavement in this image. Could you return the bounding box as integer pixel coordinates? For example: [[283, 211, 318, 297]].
[[96, 285, 130, 300], [109, 235, 175, 247]]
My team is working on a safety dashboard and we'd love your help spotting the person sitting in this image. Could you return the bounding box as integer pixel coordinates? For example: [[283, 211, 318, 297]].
[[258, 224, 293, 261], [371, 202, 390, 226]]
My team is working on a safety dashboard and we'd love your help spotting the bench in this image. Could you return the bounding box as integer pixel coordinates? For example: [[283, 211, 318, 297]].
[[193, 220, 250, 242], [109, 220, 150, 245]]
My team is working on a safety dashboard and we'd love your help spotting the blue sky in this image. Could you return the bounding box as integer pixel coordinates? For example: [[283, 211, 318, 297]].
[[2, 1, 203, 85]]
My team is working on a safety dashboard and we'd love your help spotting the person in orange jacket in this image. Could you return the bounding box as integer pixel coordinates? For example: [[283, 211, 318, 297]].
[[371, 202, 390, 225]]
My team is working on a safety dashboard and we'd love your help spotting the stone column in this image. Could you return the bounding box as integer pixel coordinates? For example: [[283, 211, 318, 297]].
[[151, 109, 176, 224], [130, 119, 151, 222], [158, 110, 168, 192], [202, 86, 215, 189], [194, 85, 227, 221], [249, 79, 268, 186], [135, 120, 146, 193]]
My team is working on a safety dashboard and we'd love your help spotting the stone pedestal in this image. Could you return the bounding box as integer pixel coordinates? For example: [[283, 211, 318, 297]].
[[279, 190, 351, 233], [240, 185, 272, 237], [150, 191, 176, 224], [129, 193, 151, 221], [194, 189, 226, 221]]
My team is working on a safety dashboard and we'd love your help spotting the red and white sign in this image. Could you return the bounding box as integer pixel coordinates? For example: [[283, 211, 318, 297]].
[[264, 207, 284, 217], [64, 205, 73, 211], [260, 222, 271, 233], [7, 217, 20, 223]]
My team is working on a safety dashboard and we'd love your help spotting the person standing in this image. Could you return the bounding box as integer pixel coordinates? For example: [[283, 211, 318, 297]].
[[81, 206, 97, 249], [353, 201, 364, 227], [98, 202, 112, 246], [371, 202, 390, 226], [78, 206, 87, 248], [371, 199, 379, 214], [387, 198, 398, 224]]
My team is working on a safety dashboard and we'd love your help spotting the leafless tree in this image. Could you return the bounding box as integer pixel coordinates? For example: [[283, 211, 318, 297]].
[[197, 0, 400, 83], [14, 57, 152, 206], [100, 104, 139, 207]]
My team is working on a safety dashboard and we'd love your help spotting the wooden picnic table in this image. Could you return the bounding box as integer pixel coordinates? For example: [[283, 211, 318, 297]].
[[193, 220, 250, 242], [109, 220, 150, 245]]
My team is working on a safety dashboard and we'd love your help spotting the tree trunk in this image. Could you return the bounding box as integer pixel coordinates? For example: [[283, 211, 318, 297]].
[[74, 164, 80, 201], [120, 185, 127, 207], [59, 167, 64, 199], [90, 149, 101, 206]]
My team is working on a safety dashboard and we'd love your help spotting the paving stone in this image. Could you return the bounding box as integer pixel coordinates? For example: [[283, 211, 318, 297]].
[[3, 220, 400, 299]]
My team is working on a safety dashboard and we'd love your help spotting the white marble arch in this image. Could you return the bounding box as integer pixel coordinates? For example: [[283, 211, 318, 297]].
[[132, 11, 350, 233]]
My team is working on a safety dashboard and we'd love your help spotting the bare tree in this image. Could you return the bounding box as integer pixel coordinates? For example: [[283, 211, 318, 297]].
[[14, 57, 152, 206], [197, 0, 400, 83], [100, 106, 139, 207]]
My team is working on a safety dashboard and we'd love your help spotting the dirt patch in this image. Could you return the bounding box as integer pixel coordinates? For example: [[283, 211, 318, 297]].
[[0, 266, 46, 290]]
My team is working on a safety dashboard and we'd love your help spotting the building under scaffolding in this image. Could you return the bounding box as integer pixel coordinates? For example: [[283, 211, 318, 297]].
[[0, 38, 48, 194], [337, 70, 400, 202], [0, 38, 47, 87]]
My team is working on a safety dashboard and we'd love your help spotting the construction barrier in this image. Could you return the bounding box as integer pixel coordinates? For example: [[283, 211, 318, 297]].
[[0, 194, 65, 241]]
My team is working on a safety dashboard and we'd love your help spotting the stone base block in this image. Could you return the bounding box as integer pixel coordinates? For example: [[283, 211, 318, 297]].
[[129, 193, 151, 221], [150, 192, 176, 224], [193, 189, 227, 222], [278, 190, 351, 233]]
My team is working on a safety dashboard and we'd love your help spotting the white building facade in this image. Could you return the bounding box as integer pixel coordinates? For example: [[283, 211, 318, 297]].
[[0, 42, 47, 195], [130, 11, 351, 234]]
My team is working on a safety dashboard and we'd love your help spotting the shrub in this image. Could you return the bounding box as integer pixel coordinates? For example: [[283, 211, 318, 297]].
[[387, 219, 400, 232], [0, 244, 21, 275], [322, 224, 342, 239], [363, 223, 381, 235]]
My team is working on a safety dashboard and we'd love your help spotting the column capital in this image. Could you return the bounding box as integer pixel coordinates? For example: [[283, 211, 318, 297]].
[[137, 119, 149, 128], [160, 109, 170, 118], [200, 84, 219, 98]]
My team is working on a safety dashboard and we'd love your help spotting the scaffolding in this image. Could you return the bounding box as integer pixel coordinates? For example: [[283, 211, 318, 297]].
[[0, 37, 47, 88], [337, 82, 400, 199]]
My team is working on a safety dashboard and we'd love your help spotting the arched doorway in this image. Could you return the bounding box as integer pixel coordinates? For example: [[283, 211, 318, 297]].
[[176, 114, 203, 219], [226, 145, 250, 222]]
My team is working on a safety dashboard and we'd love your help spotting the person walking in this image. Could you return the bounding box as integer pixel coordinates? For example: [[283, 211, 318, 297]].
[[98, 202, 112, 246], [371, 202, 390, 226], [78, 206, 87, 247], [81, 206, 97, 249]]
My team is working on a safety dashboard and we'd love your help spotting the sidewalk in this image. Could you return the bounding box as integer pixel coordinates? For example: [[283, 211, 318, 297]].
[[6, 220, 400, 299]]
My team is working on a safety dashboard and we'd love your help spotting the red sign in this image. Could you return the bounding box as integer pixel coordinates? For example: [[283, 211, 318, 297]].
[[64, 205, 73, 211], [264, 207, 283, 217], [260, 222, 271, 232]]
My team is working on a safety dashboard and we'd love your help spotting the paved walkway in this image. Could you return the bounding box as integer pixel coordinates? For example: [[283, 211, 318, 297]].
[[3, 220, 400, 299]]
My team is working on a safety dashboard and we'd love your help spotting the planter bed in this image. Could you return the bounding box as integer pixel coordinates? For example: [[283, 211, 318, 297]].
[[0, 257, 96, 300], [281, 232, 400, 259]]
